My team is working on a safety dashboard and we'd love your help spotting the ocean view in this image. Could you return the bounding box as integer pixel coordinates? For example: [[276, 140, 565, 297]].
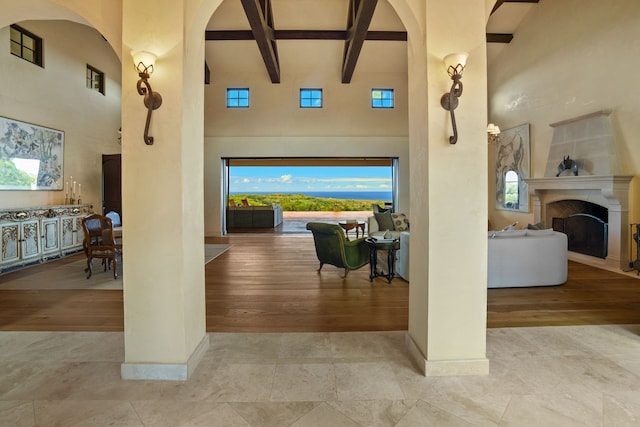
[[230, 191, 392, 201]]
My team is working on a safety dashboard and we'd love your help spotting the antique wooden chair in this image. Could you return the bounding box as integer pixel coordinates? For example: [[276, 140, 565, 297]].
[[81, 213, 120, 279], [306, 222, 369, 278]]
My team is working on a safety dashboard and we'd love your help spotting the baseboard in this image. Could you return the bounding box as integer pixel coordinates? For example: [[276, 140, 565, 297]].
[[405, 332, 489, 376], [121, 334, 210, 381]]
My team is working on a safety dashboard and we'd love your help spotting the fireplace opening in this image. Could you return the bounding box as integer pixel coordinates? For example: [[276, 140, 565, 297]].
[[550, 200, 608, 259], [553, 214, 608, 258]]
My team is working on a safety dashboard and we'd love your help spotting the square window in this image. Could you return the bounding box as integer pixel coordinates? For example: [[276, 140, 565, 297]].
[[86, 65, 105, 95], [9, 24, 43, 67], [300, 88, 322, 108], [371, 89, 394, 108], [227, 88, 250, 108]]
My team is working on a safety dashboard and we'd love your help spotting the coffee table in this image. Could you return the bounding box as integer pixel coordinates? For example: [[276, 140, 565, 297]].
[[338, 221, 366, 240], [365, 237, 400, 283]]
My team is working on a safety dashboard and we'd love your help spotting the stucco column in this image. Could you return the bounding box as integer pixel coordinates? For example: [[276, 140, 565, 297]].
[[120, 0, 207, 380], [405, 0, 489, 376]]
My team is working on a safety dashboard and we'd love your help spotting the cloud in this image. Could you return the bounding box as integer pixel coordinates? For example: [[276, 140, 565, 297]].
[[280, 174, 293, 183]]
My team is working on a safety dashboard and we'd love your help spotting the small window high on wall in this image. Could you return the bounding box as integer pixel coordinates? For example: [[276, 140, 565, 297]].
[[10, 24, 43, 67], [86, 65, 105, 95], [227, 88, 249, 108], [299, 89, 322, 108], [371, 89, 394, 108]]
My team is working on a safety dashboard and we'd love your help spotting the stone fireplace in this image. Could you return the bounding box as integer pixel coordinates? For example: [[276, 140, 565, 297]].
[[525, 111, 633, 271]]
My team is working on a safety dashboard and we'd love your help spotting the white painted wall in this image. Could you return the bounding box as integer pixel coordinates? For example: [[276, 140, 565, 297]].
[[488, 0, 640, 228], [0, 20, 122, 211]]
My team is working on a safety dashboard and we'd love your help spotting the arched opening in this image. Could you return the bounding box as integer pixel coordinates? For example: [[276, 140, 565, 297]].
[[197, 0, 413, 332]]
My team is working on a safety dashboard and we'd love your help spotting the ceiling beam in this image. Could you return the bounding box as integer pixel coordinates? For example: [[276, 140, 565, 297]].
[[486, 33, 514, 43], [342, 0, 378, 84], [491, 0, 540, 15], [241, 0, 280, 83], [205, 30, 406, 41]]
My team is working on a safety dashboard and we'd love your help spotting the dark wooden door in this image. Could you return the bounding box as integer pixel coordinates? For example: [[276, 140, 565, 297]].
[[102, 154, 122, 221]]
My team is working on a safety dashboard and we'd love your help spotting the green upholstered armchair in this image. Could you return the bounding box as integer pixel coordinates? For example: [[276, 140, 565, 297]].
[[306, 222, 369, 277]]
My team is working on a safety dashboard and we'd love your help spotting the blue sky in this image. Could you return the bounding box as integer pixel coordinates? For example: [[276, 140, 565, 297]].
[[229, 166, 392, 193]]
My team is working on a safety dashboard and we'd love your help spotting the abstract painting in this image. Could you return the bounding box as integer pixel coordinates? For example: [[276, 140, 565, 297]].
[[0, 116, 64, 190]]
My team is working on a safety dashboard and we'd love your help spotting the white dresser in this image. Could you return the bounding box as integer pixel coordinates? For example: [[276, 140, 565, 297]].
[[0, 204, 93, 273]]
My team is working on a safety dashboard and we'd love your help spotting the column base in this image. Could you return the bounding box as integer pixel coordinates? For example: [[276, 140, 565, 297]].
[[405, 332, 489, 376], [121, 334, 209, 381]]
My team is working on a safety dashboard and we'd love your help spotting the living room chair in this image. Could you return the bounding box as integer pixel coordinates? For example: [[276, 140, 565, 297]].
[[306, 222, 369, 278], [81, 213, 120, 279]]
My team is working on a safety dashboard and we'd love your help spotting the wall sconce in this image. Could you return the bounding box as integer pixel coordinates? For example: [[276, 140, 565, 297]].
[[487, 123, 501, 144], [133, 51, 163, 145], [440, 52, 468, 145]]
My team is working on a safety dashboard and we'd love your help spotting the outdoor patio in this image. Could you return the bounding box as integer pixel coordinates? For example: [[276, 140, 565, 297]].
[[228, 210, 372, 235]]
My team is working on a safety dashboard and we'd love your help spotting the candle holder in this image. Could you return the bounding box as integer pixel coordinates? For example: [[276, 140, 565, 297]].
[[77, 198, 82, 205], [69, 197, 75, 205]]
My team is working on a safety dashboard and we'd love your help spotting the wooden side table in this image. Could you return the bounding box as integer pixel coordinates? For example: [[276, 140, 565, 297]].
[[338, 221, 366, 240], [365, 237, 400, 283]]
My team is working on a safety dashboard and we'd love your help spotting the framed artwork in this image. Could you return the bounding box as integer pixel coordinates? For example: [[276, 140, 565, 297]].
[[495, 123, 530, 212], [0, 116, 64, 190]]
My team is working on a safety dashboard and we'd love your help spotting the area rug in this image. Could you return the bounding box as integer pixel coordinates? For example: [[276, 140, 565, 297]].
[[0, 244, 230, 291], [204, 243, 231, 264]]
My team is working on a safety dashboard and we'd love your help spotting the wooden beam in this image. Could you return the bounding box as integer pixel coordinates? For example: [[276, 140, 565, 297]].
[[205, 30, 255, 40], [205, 30, 407, 41], [240, 0, 280, 83], [342, 0, 378, 84], [492, 0, 540, 15], [486, 33, 514, 43]]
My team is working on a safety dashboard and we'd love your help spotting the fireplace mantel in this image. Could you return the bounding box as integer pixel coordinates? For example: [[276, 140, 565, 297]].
[[526, 175, 633, 193], [525, 175, 634, 270]]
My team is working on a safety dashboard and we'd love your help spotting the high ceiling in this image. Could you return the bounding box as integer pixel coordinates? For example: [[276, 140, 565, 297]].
[[205, 0, 539, 83]]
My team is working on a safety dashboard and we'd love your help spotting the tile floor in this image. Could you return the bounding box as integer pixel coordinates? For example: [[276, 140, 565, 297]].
[[1, 325, 640, 426]]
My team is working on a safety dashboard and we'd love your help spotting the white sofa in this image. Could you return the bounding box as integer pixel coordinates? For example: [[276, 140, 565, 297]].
[[367, 215, 402, 239], [488, 229, 568, 288], [396, 231, 410, 281], [369, 216, 567, 286]]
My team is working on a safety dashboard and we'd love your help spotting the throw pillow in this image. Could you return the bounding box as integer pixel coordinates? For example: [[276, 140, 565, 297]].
[[374, 211, 395, 231], [526, 221, 546, 230], [372, 203, 389, 213], [391, 213, 409, 232]]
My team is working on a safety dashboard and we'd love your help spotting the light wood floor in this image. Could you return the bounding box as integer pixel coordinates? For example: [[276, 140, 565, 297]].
[[0, 234, 639, 332]]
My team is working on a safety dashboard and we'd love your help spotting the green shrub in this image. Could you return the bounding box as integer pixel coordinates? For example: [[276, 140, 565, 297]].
[[229, 193, 386, 211]]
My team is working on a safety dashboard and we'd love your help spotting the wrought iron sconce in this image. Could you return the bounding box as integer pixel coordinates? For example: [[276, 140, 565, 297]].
[[487, 123, 501, 144], [133, 51, 162, 145], [440, 52, 468, 144]]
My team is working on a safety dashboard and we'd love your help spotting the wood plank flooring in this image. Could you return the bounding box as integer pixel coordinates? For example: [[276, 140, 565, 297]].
[[0, 234, 639, 332]]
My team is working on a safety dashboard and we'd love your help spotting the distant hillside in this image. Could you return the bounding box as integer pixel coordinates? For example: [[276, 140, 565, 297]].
[[229, 193, 385, 211]]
